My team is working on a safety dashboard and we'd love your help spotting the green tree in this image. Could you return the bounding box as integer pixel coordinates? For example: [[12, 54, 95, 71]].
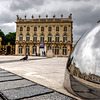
[[0, 29, 6, 45], [5, 32, 16, 45], [0, 29, 16, 45]]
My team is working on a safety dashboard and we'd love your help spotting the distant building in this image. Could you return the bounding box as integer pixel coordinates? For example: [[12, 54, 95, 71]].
[[15, 14, 73, 57], [0, 37, 15, 55]]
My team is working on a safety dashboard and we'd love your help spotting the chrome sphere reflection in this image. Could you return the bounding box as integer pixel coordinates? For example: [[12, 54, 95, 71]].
[[64, 24, 100, 100]]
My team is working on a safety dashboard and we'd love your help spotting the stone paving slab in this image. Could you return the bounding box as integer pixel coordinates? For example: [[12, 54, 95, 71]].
[[0, 70, 8, 74], [0, 72, 15, 77], [1, 85, 53, 100], [22, 92, 74, 100], [0, 68, 75, 100], [0, 79, 36, 91], [0, 56, 79, 100], [0, 75, 23, 82]]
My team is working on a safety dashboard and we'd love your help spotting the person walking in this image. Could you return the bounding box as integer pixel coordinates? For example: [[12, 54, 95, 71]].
[[42, 51, 44, 56], [44, 51, 45, 56]]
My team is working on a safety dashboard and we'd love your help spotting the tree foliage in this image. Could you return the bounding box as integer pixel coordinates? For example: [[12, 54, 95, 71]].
[[5, 32, 16, 45], [0, 29, 16, 45], [0, 29, 6, 45]]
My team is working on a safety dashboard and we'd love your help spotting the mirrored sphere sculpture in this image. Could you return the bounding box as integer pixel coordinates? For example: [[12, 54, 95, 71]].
[[64, 24, 100, 100]]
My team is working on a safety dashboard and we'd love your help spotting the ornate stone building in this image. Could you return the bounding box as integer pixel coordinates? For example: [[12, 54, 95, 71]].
[[15, 14, 73, 57], [0, 37, 15, 55]]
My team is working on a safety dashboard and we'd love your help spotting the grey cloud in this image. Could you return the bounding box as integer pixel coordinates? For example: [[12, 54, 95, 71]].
[[41, 9, 69, 18], [64, 3, 100, 42], [0, 12, 14, 23], [10, 0, 45, 11], [71, 5, 100, 25], [0, 0, 100, 43], [0, 23, 16, 34]]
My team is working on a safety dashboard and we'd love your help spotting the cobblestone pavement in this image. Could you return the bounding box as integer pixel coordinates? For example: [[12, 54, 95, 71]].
[[0, 68, 75, 100]]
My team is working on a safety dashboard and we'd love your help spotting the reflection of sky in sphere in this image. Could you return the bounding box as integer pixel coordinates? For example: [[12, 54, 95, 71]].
[[71, 24, 100, 76]]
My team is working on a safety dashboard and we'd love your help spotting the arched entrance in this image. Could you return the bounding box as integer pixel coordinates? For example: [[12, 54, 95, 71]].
[[7, 46, 11, 54]]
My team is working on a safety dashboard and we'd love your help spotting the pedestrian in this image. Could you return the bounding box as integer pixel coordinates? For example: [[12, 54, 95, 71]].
[[44, 51, 45, 56], [36, 52, 37, 56], [42, 51, 44, 56]]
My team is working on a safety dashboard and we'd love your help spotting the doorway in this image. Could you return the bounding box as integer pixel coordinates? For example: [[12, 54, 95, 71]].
[[7, 46, 11, 54]]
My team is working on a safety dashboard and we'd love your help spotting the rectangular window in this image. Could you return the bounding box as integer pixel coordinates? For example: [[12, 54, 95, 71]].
[[33, 37, 37, 42], [27, 27, 30, 31], [64, 27, 67, 31], [63, 37, 67, 42], [55, 47, 59, 55], [55, 37, 59, 42], [48, 27, 52, 31], [26, 37, 30, 41], [34, 27, 37, 31], [56, 27, 59, 31], [41, 37, 44, 42], [19, 46, 22, 54], [63, 48, 67, 55], [19, 37, 23, 41], [26, 46, 29, 54], [48, 37, 52, 42], [20, 27, 23, 31], [33, 46, 36, 54], [41, 27, 44, 31]]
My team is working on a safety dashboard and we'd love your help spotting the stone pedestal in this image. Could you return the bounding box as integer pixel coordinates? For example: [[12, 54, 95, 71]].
[[46, 50, 53, 58]]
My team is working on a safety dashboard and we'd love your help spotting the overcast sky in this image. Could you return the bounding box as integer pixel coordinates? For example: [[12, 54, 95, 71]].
[[0, 0, 100, 43]]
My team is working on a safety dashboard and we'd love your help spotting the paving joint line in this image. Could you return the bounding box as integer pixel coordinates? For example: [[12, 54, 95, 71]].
[[0, 78, 24, 82]]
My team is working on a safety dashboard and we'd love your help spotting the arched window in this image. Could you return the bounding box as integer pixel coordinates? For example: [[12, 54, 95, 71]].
[[63, 34, 67, 42], [63, 46, 67, 55], [26, 34, 30, 41], [26, 46, 29, 54], [33, 34, 37, 42], [27, 26, 30, 31], [40, 34, 44, 42], [48, 34, 52, 42], [55, 46, 59, 55], [55, 34, 59, 42], [47, 46, 51, 50], [19, 34, 23, 41], [19, 46, 22, 54], [33, 46, 36, 54]]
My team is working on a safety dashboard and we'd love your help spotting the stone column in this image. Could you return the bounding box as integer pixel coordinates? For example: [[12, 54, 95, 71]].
[[15, 44, 19, 55], [67, 45, 70, 56], [59, 45, 62, 56], [30, 45, 32, 56], [22, 45, 26, 56]]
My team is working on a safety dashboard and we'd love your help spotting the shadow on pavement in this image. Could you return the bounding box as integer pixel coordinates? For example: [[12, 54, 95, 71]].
[[0, 58, 49, 64]]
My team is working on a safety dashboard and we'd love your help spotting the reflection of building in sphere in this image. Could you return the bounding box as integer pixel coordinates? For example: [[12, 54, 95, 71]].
[[64, 24, 100, 100]]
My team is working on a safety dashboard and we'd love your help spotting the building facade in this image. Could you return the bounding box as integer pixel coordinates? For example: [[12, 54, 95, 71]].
[[0, 37, 15, 55], [15, 14, 73, 57]]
